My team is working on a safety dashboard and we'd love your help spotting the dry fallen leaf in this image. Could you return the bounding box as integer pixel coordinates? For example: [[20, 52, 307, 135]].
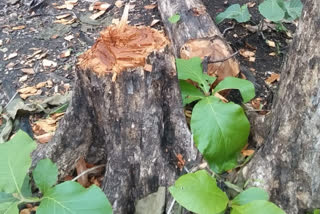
[[266, 40, 276, 48], [56, 14, 71, 20], [239, 49, 255, 58], [150, 19, 160, 26], [144, 4, 157, 10], [54, 17, 76, 25], [34, 132, 55, 144], [12, 25, 25, 30], [265, 73, 280, 84], [89, 2, 111, 11], [5, 52, 18, 60], [144, 64, 152, 72], [60, 49, 72, 58], [36, 81, 47, 89], [19, 75, 28, 82], [76, 157, 89, 187], [21, 68, 34, 74], [43, 59, 57, 68], [269, 52, 276, 56], [115, 0, 124, 8], [241, 149, 255, 156], [90, 10, 106, 20]]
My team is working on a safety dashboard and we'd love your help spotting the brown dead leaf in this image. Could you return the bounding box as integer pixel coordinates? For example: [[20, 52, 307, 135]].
[[12, 25, 25, 30], [35, 132, 55, 144], [36, 81, 47, 89], [55, 0, 78, 10], [251, 97, 262, 109], [60, 49, 72, 58], [19, 75, 28, 82], [241, 149, 255, 156], [239, 49, 255, 58], [266, 40, 276, 48], [4, 52, 18, 60], [90, 10, 106, 20], [89, 2, 111, 11], [76, 157, 89, 187], [176, 153, 185, 170], [21, 68, 34, 74], [20, 208, 31, 214], [144, 4, 157, 10], [191, 6, 207, 16], [56, 14, 71, 20], [115, 0, 124, 8], [265, 73, 280, 84], [18, 86, 37, 94]]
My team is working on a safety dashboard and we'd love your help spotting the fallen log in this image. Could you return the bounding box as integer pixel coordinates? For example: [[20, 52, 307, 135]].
[[31, 1, 241, 213]]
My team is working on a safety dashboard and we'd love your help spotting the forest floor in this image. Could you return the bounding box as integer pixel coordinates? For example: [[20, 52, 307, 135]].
[[0, 0, 296, 168]]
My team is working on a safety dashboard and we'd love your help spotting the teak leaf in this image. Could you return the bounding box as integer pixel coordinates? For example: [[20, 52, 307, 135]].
[[169, 170, 228, 214], [216, 4, 251, 24], [283, 0, 303, 20], [191, 96, 250, 173], [0, 130, 36, 194], [179, 80, 205, 106], [33, 159, 58, 194], [231, 200, 286, 214], [259, 0, 285, 22], [214, 77, 255, 103], [176, 57, 216, 94], [232, 187, 269, 206], [37, 181, 112, 214]]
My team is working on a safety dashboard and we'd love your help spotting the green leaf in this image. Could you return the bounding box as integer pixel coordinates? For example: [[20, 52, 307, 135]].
[[214, 77, 255, 103], [33, 159, 58, 194], [169, 170, 228, 214], [168, 14, 180, 23], [0, 130, 36, 194], [232, 188, 269, 206], [176, 57, 216, 93], [191, 96, 250, 173], [0, 192, 19, 214], [283, 0, 303, 20], [216, 4, 251, 24], [313, 209, 320, 214], [231, 200, 286, 214], [37, 181, 112, 214], [21, 176, 32, 198], [179, 80, 205, 106], [259, 0, 285, 22]]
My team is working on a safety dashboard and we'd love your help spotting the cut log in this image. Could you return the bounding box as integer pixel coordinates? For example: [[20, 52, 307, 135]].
[[241, 0, 320, 213], [157, 0, 240, 81]]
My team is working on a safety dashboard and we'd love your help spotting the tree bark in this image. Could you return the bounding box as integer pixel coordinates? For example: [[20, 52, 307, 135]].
[[242, 0, 320, 213]]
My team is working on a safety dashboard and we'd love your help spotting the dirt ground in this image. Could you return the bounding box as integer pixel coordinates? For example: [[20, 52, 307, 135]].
[[0, 0, 296, 139]]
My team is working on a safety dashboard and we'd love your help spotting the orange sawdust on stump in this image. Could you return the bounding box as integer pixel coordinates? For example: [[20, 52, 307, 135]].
[[78, 24, 169, 75]]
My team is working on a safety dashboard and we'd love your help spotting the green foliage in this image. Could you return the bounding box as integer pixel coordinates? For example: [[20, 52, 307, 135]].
[[176, 58, 216, 94], [231, 200, 286, 214], [0, 130, 112, 214], [216, 4, 251, 24], [177, 57, 254, 173], [168, 14, 180, 23], [170, 171, 285, 214], [216, 0, 302, 25], [232, 187, 269, 206], [169, 170, 228, 214], [191, 96, 250, 173]]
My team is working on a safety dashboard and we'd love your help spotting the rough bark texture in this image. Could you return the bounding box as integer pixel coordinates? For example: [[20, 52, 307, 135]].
[[243, 0, 320, 213], [32, 53, 199, 213]]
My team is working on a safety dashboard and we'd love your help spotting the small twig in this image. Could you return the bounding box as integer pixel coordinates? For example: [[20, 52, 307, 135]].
[[207, 51, 239, 64], [71, 164, 105, 182], [222, 22, 236, 36], [167, 198, 176, 214], [4, 91, 18, 109]]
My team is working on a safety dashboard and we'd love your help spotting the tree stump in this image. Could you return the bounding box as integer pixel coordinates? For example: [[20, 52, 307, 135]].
[[31, 0, 241, 213]]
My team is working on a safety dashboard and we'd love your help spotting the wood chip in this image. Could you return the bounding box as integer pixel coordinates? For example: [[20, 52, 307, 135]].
[[21, 68, 34, 74], [43, 59, 57, 68], [150, 19, 160, 26], [90, 10, 106, 20], [266, 40, 276, 48], [12, 25, 25, 30], [56, 14, 71, 20]]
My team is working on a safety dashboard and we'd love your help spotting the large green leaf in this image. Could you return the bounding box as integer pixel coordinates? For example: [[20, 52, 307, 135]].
[[33, 159, 58, 194], [37, 181, 112, 214], [214, 77, 255, 103], [0, 130, 36, 193], [179, 80, 206, 106], [231, 200, 285, 214], [232, 188, 269, 206], [283, 0, 303, 20], [259, 0, 285, 22], [176, 57, 216, 94], [216, 4, 251, 24], [191, 96, 250, 173], [169, 170, 228, 214], [0, 192, 19, 214]]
